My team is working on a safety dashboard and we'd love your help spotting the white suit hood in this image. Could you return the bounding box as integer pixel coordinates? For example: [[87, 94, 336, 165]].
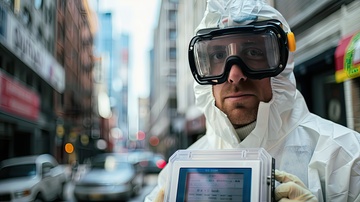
[[146, 0, 360, 201], [192, 0, 302, 150]]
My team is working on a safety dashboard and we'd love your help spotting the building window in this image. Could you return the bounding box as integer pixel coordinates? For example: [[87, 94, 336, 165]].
[[169, 29, 176, 41], [168, 10, 177, 22], [21, 8, 32, 27], [34, 0, 43, 10], [4, 0, 14, 11], [169, 47, 176, 59]]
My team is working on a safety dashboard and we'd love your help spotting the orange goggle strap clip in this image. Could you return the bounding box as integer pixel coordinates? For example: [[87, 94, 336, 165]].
[[287, 31, 296, 52]]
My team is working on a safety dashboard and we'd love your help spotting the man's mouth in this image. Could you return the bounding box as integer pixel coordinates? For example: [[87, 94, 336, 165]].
[[225, 92, 253, 99]]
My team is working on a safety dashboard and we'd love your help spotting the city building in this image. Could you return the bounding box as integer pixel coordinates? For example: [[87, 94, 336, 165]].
[[0, 0, 64, 161], [150, 0, 182, 158], [0, 0, 99, 163], [176, 0, 207, 148], [55, 0, 99, 163], [277, 0, 360, 131]]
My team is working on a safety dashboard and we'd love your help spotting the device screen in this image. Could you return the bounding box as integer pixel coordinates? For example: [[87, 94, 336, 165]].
[[176, 168, 252, 202]]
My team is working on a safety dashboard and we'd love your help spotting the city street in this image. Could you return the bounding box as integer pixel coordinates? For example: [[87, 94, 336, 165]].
[[64, 173, 158, 202]]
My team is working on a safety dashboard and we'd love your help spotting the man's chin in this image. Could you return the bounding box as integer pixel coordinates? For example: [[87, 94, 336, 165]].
[[232, 120, 256, 129], [230, 118, 255, 125], [226, 109, 257, 126]]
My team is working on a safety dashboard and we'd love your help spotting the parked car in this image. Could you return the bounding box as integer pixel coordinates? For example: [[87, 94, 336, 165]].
[[0, 154, 70, 202], [73, 153, 144, 201], [139, 153, 167, 174]]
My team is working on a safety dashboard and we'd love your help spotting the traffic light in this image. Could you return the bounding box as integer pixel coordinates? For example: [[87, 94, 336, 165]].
[[64, 143, 74, 154]]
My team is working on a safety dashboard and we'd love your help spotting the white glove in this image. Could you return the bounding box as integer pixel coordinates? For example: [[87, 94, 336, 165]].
[[153, 187, 165, 202], [275, 170, 318, 202]]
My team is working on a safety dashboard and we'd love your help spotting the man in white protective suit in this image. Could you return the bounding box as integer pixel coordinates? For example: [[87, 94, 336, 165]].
[[145, 0, 360, 201]]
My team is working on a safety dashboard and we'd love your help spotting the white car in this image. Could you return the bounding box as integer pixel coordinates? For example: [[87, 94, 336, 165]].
[[74, 153, 144, 201], [0, 154, 70, 202]]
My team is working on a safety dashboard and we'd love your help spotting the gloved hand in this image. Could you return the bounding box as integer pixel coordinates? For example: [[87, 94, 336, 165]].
[[153, 187, 165, 202], [275, 170, 318, 202]]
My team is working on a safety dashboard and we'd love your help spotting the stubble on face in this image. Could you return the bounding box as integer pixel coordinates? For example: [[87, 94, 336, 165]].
[[212, 79, 272, 128]]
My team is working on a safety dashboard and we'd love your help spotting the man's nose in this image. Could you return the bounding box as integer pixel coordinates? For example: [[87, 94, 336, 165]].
[[227, 64, 247, 83]]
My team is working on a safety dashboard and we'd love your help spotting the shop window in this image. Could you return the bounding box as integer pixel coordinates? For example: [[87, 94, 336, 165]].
[[36, 78, 43, 94], [5, 60, 14, 76], [18, 68, 26, 83], [61, 93, 65, 107], [56, 91, 65, 109], [0, 55, 3, 69], [26, 73, 33, 86]]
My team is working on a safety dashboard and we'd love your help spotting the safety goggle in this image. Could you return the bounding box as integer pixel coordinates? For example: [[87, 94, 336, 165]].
[[188, 20, 296, 85]]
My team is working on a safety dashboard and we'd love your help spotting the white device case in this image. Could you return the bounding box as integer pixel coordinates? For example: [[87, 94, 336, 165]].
[[164, 148, 275, 202]]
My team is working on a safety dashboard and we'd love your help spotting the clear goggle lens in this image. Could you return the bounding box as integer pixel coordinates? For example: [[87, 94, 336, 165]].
[[194, 31, 280, 77]]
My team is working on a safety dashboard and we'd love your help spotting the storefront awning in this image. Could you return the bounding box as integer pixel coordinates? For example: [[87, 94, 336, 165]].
[[335, 31, 360, 83]]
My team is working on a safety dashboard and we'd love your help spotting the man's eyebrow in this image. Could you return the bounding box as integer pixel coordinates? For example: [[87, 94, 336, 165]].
[[207, 39, 260, 51], [242, 41, 257, 46], [208, 45, 226, 51]]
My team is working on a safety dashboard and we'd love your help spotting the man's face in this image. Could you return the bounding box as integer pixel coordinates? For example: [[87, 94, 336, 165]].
[[212, 64, 272, 128]]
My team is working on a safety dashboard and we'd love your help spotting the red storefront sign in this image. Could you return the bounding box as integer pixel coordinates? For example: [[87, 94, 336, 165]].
[[335, 31, 360, 83], [0, 72, 40, 120]]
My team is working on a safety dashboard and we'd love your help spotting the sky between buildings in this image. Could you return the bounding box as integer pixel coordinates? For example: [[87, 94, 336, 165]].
[[89, 0, 160, 98]]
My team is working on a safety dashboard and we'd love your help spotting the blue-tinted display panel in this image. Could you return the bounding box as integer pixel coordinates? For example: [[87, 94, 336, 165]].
[[176, 168, 252, 202]]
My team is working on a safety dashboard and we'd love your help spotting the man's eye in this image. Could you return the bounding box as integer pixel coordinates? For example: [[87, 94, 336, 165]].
[[244, 48, 264, 58], [210, 51, 226, 62]]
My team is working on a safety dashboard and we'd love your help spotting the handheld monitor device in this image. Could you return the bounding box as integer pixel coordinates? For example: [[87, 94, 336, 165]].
[[164, 148, 275, 202]]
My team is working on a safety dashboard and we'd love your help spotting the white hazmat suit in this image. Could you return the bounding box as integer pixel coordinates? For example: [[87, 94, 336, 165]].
[[145, 0, 360, 201]]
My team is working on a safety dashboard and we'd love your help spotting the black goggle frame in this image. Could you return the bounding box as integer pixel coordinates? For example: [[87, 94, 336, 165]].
[[188, 20, 290, 85]]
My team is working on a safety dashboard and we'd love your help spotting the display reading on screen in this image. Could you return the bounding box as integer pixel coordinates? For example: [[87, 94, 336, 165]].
[[176, 168, 252, 202]]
